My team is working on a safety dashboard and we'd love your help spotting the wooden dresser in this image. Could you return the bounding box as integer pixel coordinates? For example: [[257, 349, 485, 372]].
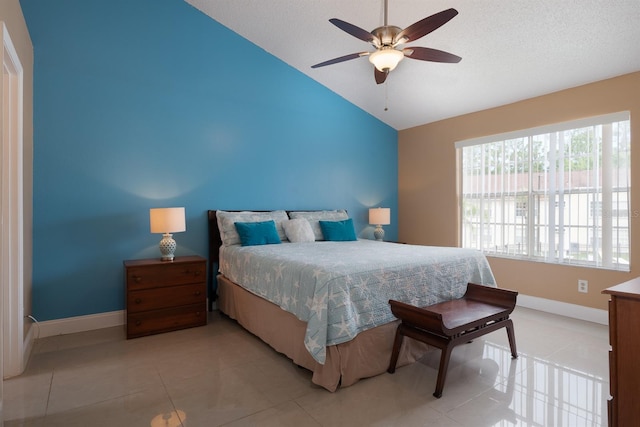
[[602, 278, 640, 427], [124, 255, 207, 339]]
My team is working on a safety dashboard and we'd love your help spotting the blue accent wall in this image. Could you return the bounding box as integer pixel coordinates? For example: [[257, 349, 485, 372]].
[[20, 0, 398, 321]]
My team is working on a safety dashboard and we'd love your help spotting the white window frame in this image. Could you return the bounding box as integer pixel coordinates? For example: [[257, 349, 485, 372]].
[[456, 112, 631, 271]]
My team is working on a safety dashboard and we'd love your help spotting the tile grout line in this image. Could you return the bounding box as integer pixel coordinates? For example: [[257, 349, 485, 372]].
[[43, 369, 55, 418], [156, 364, 186, 426]]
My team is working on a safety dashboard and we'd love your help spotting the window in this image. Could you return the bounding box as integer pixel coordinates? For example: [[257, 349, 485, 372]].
[[457, 112, 630, 271]]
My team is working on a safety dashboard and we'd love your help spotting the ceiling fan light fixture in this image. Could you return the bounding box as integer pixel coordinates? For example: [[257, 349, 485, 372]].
[[368, 48, 404, 72]]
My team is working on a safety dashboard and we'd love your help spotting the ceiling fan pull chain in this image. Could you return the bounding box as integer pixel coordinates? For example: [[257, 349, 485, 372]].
[[384, 81, 389, 111]]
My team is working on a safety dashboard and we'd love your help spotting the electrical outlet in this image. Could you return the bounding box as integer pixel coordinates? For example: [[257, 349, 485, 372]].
[[578, 279, 588, 293]]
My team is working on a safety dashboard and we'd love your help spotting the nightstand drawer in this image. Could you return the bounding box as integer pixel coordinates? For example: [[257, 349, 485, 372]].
[[124, 256, 207, 339], [127, 283, 205, 313], [126, 261, 205, 290], [127, 304, 206, 338]]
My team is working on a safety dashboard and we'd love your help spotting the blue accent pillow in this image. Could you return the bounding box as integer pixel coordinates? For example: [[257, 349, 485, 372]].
[[319, 218, 357, 241], [234, 220, 282, 246]]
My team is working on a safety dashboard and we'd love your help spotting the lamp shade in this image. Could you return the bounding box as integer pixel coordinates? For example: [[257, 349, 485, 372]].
[[369, 48, 404, 72], [369, 207, 391, 225], [150, 207, 186, 234]]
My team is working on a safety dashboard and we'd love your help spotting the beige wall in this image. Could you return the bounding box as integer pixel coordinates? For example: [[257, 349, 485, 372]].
[[0, 0, 34, 336], [399, 72, 640, 310]]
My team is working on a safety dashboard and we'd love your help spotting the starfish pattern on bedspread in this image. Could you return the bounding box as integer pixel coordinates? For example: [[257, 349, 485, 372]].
[[219, 240, 496, 364]]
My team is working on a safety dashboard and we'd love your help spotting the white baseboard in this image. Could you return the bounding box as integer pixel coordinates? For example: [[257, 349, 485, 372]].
[[37, 310, 125, 338], [517, 294, 608, 325], [34, 297, 606, 339], [37, 298, 214, 338]]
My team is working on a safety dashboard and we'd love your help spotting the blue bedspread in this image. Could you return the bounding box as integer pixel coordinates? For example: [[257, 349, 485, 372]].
[[219, 240, 495, 364]]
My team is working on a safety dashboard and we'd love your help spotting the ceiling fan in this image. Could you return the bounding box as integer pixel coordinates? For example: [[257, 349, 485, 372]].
[[311, 0, 461, 84]]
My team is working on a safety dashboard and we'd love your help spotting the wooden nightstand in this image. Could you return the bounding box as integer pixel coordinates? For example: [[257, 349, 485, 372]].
[[124, 255, 207, 339]]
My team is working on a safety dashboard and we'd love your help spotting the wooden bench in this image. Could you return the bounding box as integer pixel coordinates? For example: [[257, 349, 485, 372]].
[[387, 283, 518, 398]]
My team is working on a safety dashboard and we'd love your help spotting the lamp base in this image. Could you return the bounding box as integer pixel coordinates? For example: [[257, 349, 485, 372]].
[[158, 233, 177, 261], [374, 225, 385, 241]]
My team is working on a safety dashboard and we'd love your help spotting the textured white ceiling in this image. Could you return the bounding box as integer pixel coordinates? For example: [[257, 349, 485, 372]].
[[185, 0, 640, 130]]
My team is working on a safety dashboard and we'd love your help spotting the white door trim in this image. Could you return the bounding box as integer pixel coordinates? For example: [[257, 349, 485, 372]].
[[1, 21, 26, 379]]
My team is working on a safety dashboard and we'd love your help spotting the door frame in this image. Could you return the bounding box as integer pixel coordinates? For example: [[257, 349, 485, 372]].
[[1, 21, 26, 379]]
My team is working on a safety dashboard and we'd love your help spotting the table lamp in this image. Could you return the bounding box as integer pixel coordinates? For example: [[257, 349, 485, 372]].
[[150, 207, 186, 261], [369, 207, 391, 241]]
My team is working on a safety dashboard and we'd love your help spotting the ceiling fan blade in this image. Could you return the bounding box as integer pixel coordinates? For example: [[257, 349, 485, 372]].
[[311, 52, 369, 68], [403, 47, 461, 63], [394, 8, 458, 45], [329, 18, 378, 44], [374, 68, 388, 85]]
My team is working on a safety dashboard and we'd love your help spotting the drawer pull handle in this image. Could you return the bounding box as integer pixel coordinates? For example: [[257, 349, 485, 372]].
[[135, 320, 141, 326], [195, 291, 201, 296], [135, 298, 142, 304], [133, 276, 142, 283], [181, 269, 201, 277]]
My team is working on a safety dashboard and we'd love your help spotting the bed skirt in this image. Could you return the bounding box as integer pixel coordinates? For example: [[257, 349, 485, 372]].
[[217, 274, 433, 392]]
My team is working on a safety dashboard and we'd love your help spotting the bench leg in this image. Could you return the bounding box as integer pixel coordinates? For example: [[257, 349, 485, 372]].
[[387, 325, 405, 374], [505, 319, 518, 359], [434, 344, 454, 398]]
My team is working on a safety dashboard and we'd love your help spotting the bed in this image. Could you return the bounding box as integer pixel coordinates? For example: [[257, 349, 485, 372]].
[[207, 209, 496, 392]]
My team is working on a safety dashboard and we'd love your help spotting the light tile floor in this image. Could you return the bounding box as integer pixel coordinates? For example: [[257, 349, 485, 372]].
[[3, 307, 609, 426]]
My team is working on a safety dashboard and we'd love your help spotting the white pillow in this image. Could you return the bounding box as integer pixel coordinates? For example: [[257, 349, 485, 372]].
[[282, 219, 315, 243], [288, 210, 349, 240], [216, 210, 289, 246]]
